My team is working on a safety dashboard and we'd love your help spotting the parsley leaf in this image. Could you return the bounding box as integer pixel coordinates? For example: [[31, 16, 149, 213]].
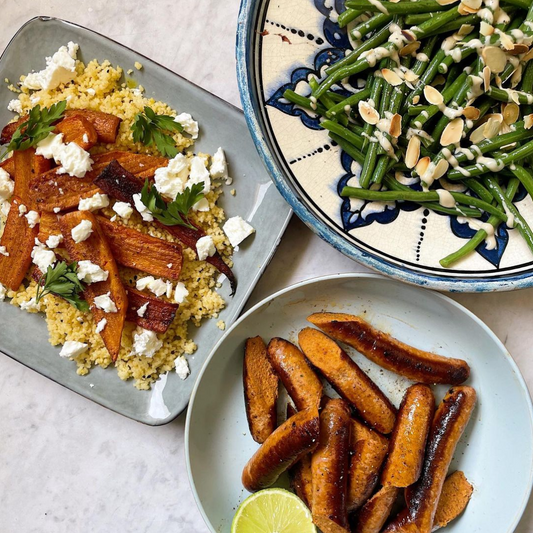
[[0, 100, 67, 159], [35, 261, 89, 312], [140, 179, 205, 229], [131, 106, 184, 157]]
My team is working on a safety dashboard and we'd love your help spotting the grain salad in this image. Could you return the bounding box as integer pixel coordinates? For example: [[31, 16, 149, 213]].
[[0, 43, 255, 389]]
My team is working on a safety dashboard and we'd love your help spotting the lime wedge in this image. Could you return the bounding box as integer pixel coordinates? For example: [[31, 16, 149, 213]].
[[231, 488, 316, 533]]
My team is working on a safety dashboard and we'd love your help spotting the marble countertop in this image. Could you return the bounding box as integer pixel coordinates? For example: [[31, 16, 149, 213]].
[[1, 1, 532, 532]]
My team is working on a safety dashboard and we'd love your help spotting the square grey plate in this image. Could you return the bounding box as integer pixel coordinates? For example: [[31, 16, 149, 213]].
[[0, 16, 291, 425]]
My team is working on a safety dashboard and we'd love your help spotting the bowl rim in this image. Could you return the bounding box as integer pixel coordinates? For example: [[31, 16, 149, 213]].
[[234, 0, 533, 293], [184, 272, 533, 533]]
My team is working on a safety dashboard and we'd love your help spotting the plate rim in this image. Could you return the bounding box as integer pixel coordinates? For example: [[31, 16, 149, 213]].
[[0, 15, 292, 425], [185, 271, 533, 533], [235, 0, 533, 293]]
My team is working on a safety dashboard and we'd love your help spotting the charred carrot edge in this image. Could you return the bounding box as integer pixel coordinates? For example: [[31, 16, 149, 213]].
[[59, 211, 128, 360], [307, 312, 470, 385], [94, 160, 237, 294], [126, 286, 178, 333], [243, 336, 279, 444], [1, 115, 25, 144], [64, 109, 122, 144], [14, 149, 52, 209], [0, 196, 39, 290]]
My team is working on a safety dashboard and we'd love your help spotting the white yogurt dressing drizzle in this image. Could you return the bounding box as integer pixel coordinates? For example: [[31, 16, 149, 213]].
[[458, 217, 497, 249], [436, 189, 456, 208]]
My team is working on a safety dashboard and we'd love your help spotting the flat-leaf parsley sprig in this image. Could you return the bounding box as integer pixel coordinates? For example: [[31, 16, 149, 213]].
[[131, 106, 184, 158], [140, 180, 205, 230], [0, 100, 67, 159], [35, 261, 89, 312]]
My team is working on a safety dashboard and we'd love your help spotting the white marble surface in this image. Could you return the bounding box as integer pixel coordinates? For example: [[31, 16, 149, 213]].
[[1, 1, 532, 532]]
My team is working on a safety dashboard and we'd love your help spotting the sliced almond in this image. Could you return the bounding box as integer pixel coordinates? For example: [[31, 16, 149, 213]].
[[509, 90, 521, 105], [401, 30, 417, 42], [441, 118, 465, 146], [483, 116, 503, 139], [480, 22, 494, 37], [509, 43, 529, 56], [499, 32, 515, 51], [436, 0, 459, 4], [433, 159, 450, 180], [500, 122, 512, 135], [502, 102, 519, 125], [405, 136, 421, 169], [424, 85, 444, 106], [404, 69, 419, 83], [523, 49, 533, 63], [463, 106, 480, 120], [461, 0, 482, 8], [389, 113, 402, 138], [382, 68, 403, 86], [458, 24, 475, 37], [415, 156, 431, 176], [459, 4, 480, 14], [482, 46, 507, 73], [482, 65, 491, 92], [525, 114, 533, 130], [400, 41, 421, 57], [433, 75, 446, 86], [358, 100, 380, 125], [511, 64, 523, 88], [413, 95, 420, 104], [470, 124, 486, 144]]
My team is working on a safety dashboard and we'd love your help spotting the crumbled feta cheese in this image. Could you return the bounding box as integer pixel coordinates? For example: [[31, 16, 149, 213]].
[[1, 201, 10, 217], [18, 204, 27, 216], [87, 88, 96, 96], [174, 356, 190, 380], [36, 133, 93, 178], [82, 133, 89, 143], [20, 298, 39, 311], [25, 210, 40, 228], [174, 282, 189, 304], [187, 156, 210, 193], [136, 276, 172, 297], [94, 292, 117, 313], [71, 219, 93, 243], [0, 246, 9, 256], [132, 193, 153, 221], [0, 282, 6, 301], [112, 201, 133, 221], [154, 153, 189, 200], [130, 327, 162, 358], [7, 99, 22, 114], [110, 215, 117, 222], [95, 318, 107, 333], [23, 42, 78, 90], [53, 207, 61, 214], [137, 302, 149, 317], [192, 197, 209, 212], [196, 235, 216, 261], [175, 112, 199, 139], [210, 147, 228, 179], [31, 242, 56, 273], [76, 260, 109, 283], [223, 216, 255, 247], [59, 340, 88, 358], [167, 263, 173, 268], [78, 193, 109, 211], [45, 234, 63, 249]]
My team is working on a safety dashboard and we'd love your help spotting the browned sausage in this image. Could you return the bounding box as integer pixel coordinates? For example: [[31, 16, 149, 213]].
[[243, 336, 279, 443], [312, 398, 352, 533], [242, 408, 319, 492], [298, 328, 396, 434], [347, 419, 389, 512], [433, 471, 473, 530], [307, 313, 470, 385], [381, 384, 435, 488], [353, 486, 400, 533], [384, 386, 476, 533], [267, 338, 322, 412]]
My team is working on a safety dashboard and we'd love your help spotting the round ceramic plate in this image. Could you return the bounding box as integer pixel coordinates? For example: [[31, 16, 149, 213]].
[[236, 0, 533, 292], [186, 273, 533, 533]]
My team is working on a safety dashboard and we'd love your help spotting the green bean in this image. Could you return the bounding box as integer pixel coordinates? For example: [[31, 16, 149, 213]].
[[511, 165, 533, 198], [424, 14, 479, 37], [405, 13, 433, 26], [321, 120, 365, 151], [439, 179, 520, 268], [345, 0, 448, 14], [521, 61, 533, 115], [503, 0, 530, 9], [462, 178, 494, 204], [437, 34, 479, 75], [338, 8, 366, 28], [488, 86, 533, 105], [326, 87, 372, 119], [408, 105, 430, 116], [382, 175, 482, 218], [448, 139, 533, 179], [341, 186, 507, 218], [351, 13, 393, 41], [328, 133, 366, 165], [521, 2, 533, 30], [282, 89, 329, 116], [325, 91, 347, 104], [362, 72, 385, 151]]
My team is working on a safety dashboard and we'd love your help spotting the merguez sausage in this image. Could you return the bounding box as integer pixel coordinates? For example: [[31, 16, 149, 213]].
[[298, 327, 396, 434], [353, 486, 400, 533]]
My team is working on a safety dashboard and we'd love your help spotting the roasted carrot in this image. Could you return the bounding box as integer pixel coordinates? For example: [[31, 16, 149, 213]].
[[0, 156, 15, 176], [55, 115, 98, 149], [14, 149, 52, 209], [59, 211, 127, 360], [37, 211, 61, 242], [1, 116, 25, 144], [126, 287, 178, 333], [64, 109, 121, 143], [0, 196, 39, 290]]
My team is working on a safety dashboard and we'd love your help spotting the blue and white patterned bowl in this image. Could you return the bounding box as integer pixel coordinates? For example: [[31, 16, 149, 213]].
[[236, 0, 533, 292]]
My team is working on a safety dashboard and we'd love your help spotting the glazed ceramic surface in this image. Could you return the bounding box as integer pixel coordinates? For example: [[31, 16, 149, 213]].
[[236, 0, 533, 292], [186, 273, 533, 533], [0, 17, 291, 425]]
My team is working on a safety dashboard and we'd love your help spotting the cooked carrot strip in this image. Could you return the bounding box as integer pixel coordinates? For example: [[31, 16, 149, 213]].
[[64, 109, 121, 143], [0, 156, 15, 176], [59, 211, 128, 360], [96, 216, 183, 280], [55, 115, 98, 149], [0, 196, 39, 290], [37, 211, 61, 242], [126, 287, 178, 333], [14, 149, 52, 209], [94, 160, 237, 293], [29, 151, 168, 212]]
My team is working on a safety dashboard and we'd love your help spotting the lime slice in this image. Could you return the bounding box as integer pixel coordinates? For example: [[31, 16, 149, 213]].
[[231, 488, 316, 533]]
